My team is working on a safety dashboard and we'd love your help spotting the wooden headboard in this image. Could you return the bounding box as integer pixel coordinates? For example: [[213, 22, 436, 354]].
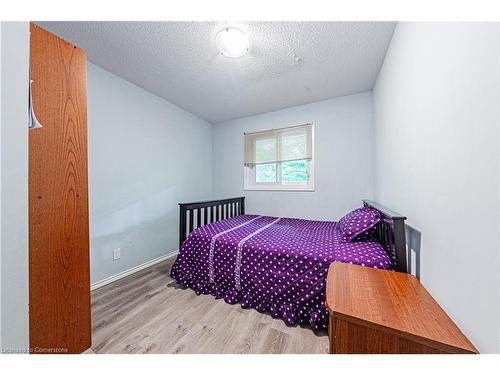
[[362, 200, 408, 273]]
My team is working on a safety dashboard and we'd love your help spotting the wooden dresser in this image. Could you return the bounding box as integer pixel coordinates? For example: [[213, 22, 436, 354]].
[[326, 263, 478, 354]]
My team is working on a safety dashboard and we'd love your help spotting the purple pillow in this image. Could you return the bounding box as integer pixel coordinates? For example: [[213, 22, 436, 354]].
[[352, 226, 378, 242], [338, 207, 381, 242]]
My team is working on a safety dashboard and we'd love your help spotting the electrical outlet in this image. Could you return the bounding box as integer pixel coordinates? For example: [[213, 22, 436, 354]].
[[113, 248, 121, 260]]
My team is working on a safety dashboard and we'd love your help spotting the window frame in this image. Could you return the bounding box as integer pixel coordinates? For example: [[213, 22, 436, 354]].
[[244, 123, 315, 192]]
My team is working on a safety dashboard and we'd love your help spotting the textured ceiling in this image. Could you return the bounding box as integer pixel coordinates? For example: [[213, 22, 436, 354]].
[[36, 22, 396, 123]]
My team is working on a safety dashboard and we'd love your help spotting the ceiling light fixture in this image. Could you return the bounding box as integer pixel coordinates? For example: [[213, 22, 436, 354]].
[[215, 27, 249, 58]]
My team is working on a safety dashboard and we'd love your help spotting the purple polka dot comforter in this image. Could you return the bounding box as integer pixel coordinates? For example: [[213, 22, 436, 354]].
[[171, 215, 392, 330]]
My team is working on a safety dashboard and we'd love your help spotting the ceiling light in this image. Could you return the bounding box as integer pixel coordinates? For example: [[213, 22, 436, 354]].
[[216, 27, 249, 58]]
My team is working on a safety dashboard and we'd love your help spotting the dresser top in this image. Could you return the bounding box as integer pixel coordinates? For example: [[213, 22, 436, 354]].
[[326, 262, 478, 354]]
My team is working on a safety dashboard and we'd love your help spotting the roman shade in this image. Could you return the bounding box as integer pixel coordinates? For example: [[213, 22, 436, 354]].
[[244, 123, 313, 166]]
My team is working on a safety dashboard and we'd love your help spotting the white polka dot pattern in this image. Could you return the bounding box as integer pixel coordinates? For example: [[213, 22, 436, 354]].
[[171, 214, 392, 330], [209, 215, 263, 283], [338, 207, 381, 242], [235, 217, 281, 289]]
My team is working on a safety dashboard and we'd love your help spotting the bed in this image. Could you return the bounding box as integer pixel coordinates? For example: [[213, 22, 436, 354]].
[[171, 197, 408, 330]]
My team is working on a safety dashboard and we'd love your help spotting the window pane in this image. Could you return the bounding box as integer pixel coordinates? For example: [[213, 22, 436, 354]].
[[256, 163, 277, 183], [282, 160, 308, 184], [255, 138, 277, 164], [281, 131, 306, 161]]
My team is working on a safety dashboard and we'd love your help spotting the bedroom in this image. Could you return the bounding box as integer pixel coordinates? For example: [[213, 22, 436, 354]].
[[1, 0, 499, 370]]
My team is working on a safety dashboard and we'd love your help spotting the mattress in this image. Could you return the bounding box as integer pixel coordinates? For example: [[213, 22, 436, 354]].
[[171, 214, 392, 330]]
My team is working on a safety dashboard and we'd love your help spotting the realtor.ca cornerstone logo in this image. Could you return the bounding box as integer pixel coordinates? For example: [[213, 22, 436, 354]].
[[1, 347, 69, 354]]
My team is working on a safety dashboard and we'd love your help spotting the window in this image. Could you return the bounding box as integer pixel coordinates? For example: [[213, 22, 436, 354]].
[[244, 123, 314, 191]]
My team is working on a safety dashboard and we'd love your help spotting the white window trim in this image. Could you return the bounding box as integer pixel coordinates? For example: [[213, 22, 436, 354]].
[[244, 123, 315, 192]]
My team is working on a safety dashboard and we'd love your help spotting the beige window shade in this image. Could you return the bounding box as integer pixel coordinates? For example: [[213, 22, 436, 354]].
[[244, 123, 313, 166]]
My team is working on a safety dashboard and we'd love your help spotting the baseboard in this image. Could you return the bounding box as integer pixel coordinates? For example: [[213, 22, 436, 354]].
[[90, 251, 179, 291]]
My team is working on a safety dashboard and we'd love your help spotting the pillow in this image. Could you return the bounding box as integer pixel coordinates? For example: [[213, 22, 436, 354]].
[[351, 226, 378, 242], [338, 207, 381, 242]]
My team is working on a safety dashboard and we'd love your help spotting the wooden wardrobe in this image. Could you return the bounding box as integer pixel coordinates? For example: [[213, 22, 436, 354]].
[[29, 23, 91, 354]]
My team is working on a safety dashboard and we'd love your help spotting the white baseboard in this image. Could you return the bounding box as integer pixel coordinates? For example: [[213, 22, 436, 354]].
[[90, 251, 179, 291]]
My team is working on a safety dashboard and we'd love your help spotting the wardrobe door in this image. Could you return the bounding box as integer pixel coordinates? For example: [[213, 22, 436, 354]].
[[29, 23, 91, 354]]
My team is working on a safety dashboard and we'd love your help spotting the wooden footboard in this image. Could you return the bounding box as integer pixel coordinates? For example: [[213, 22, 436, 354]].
[[179, 197, 245, 249]]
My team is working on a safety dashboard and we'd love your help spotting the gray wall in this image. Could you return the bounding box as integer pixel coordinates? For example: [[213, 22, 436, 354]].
[[0, 21, 29, 352], [213, 92, 374, 220], [373, 22, 500, 353], [87, 63, 213, 285]]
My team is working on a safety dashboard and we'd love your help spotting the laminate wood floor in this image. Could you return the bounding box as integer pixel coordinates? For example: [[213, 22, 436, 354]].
[[91, 256, 329, 354]]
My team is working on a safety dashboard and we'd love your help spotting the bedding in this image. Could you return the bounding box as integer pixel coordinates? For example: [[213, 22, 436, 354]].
[[171, 214, 392, 330], [338, 206, 381, 242]]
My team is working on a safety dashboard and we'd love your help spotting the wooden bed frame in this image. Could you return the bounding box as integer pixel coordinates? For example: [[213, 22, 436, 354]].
[[179, 197, 245, 248], [362, 200, 408, 273], [178, 197, 408, 273]]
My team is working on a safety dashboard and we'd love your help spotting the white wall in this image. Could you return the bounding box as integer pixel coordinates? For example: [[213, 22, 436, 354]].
[[373, 22, 500, 353], [213, 92, 374, 220], [0, 22, 29, 352], [88, 63, 213, 285], [1, 23, 2, 350]]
